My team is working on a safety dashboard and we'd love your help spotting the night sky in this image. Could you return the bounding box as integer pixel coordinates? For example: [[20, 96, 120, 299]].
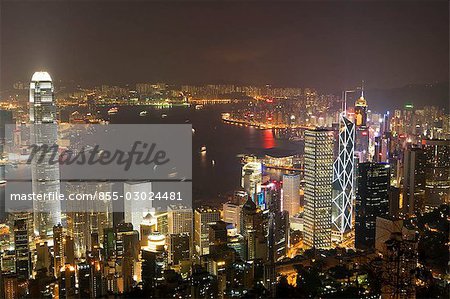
[[1, 0, 448, 92]]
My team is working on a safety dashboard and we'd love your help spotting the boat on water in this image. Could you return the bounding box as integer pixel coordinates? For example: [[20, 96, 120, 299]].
[[289, 136, 304, 142], [200, 146, 207, 153], [0, 180, 6, 185], [107, 107, 119, 115], [139, 111, 148, 117], [195, 104, 204, 110], [161, 114, 168, 118]]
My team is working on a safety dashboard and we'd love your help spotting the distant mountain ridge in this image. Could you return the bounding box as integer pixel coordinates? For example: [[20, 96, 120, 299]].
[[365, 82, 449, 112]]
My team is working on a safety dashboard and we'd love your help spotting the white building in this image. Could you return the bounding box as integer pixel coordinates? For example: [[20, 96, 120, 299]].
[[241, 162, 262, 200], [29, 71, 61, 238], [124, 182, 153, 232]]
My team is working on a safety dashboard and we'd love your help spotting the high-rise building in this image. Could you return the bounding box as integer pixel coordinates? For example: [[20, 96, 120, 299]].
[[35, 242, 51, 274], [194, 207, 220, 256], [354, 89, 369, 162], [303, 129, 334, 249], [167, 205, 193, 235], [167, 233, 190, 265], [354, 88, 367, 128], [402, 147, 426, 215], [53, 224, 64, 278], [77, 262, 92, 298], [422, 139, 450, 210], [241, 162, 262, 200], [59, 264, 76, 298], [124, 181, 152, 232], [282, 173, 301, 216], [29, 71, 61, 239], [222, 202, 242, 232], [355, 162, 390, 249], [13, 218, 30, 280], [64, 235, 75, 266], [3, 274, 19, 299], [331, 114, 355, 242], [241, 198, 266, 261], [208, 220, 228, 252], [66, 182, 113, 259], [0, 110, 13, 155], [115, 222, 134, 259]]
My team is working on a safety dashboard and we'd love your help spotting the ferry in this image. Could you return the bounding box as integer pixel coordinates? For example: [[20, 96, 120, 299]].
[[107, 107, 119, 115], [139, 111, 148, 117]]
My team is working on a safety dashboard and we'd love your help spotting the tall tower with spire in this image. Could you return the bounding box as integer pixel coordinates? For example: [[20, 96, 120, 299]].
[[354, 81, 368, 127], [354, 81, 370, 162], [29, 71, 61, 239]]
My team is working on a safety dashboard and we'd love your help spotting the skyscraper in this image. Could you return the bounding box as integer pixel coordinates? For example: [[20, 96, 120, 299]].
[[66, 182, 113, 259], [53, 224, 64, 278], [422, 139, 450, 210], [355, 162, 390, 249], [13, 218, 30, 280], [402, 147, 426, 215], [331, 114, 355, 243], [124, 181, 153, 232], [241, 162, 262, 201], [354, 89, 369, 162], [282, 173, 301, 217], [167, 205, 193, 235], [194, 207, 220, 256], [29, 71, 61, 239], [222, 201, 242, 231], [303, 129, 334, 249]]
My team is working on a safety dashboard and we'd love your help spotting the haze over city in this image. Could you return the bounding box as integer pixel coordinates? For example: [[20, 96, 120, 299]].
[[1, 0, 448, 92]]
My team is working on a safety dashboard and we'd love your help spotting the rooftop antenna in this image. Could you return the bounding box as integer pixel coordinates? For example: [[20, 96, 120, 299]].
[[361, 80, 365, 98]]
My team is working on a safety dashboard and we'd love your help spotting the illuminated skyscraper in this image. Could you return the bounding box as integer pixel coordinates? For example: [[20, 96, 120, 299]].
[[167, 205, 193, 235], [13, 218, 31, 279], [29, 71, 61, 238], [194, 207, 220, 256], [354, 88, 367, 127], [304, 129, 334, 249], [66, 182, 113, 259], [282, 173, 301, 216], [222, 201, 242, 231], [402, 147, 426, 215], [422, 139, 450, 210], [124, 181, 153, 232], [354, 86, 369, 162], [241, 162, 262, 200], [331, 114, 355, 242], [53, 224, 64, 278]]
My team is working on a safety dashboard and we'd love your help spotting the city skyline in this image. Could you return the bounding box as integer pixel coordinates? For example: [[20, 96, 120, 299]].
[[0, 0, 448, 298]]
